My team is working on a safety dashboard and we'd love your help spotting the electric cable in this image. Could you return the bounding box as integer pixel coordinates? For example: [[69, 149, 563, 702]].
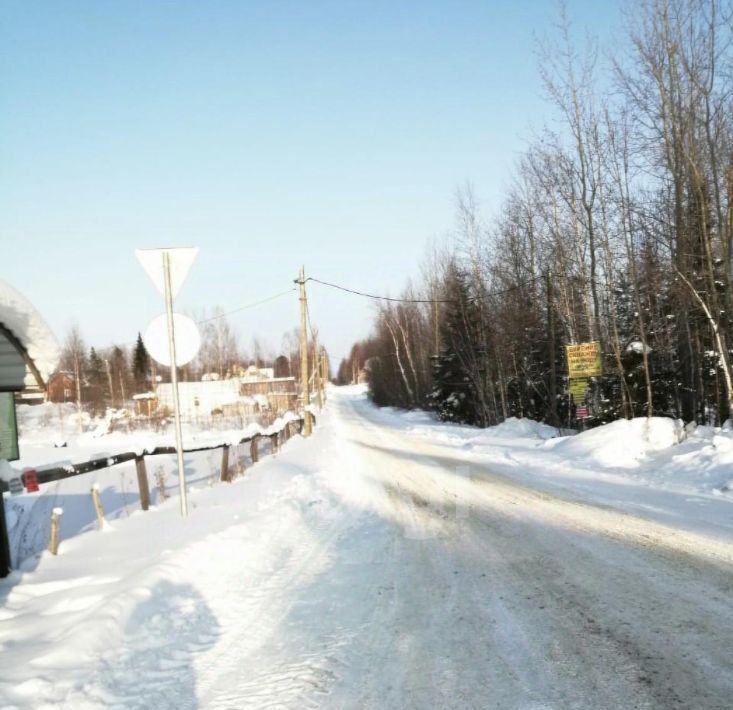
[[196, 288, 296, 324], [305, 274, 546, 303]]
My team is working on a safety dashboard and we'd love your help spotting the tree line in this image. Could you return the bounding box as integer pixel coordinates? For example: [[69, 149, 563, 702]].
[[339, 0, 733, 428], [58, 310, 324, 416]]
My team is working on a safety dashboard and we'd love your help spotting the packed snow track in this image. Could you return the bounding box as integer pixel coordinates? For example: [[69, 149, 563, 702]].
[[1, 387, 732, 709]]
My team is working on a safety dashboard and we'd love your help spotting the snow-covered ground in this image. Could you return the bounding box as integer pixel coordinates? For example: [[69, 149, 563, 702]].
[[2, 403, 299, 569], [374, 403, 733, 542], [1, 386, 732, 709], [14, 402, 296, 469]]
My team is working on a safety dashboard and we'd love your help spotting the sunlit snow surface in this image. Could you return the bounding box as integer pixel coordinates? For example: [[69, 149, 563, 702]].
[[381, 400, 733, 498], [0, 386, 731, 709]]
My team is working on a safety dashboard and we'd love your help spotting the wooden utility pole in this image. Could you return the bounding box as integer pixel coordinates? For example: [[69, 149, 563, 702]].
[[313, 329, 323, 410], [320, 350, 328, 402], [298, 266, 313, 436]]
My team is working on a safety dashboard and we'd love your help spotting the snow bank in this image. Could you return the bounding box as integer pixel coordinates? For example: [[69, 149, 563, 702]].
[[0, 430, 324, 709], [354, 393, 732, 504], [16, 402, 82, 441], [545, 417, 684, 468], [475, 416, 558, 440], [375, 406, 560, 449], [661, 426, 733, 496], [395, 409, 436, 424]]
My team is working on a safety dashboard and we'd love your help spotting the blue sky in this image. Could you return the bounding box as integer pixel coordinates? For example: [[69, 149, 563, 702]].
[[0, 0, 621, 367]]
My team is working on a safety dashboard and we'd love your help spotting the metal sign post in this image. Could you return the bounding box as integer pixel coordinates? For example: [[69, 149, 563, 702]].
[[163, 251, 188, 517], [136, 247, 199, 519]]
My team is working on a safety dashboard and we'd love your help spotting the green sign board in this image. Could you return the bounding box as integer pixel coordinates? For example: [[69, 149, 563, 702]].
[[0, 393, 19, 461]]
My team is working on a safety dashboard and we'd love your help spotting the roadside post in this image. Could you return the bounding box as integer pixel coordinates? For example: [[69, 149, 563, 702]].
[[136, 247, 200, 518]]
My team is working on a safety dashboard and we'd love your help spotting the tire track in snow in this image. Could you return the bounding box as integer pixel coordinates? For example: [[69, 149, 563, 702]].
[[193, 450, 361, 708], [54, 389, 732, 710], [326, 391, 733, 709]]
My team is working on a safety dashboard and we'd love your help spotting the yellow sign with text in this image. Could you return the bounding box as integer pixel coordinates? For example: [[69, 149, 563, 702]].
[[566, 341, 602, 379], [568, 378, 589, 401]]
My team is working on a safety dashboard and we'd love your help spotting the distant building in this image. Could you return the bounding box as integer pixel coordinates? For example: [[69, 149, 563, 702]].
[[236, 366, 298, 412], [134, 364, 299, 420], [47, 372, 76, 403], [240, 376, 297, 407], [240, 365, 275, 382], [156, 379, 244, 418], [132, 391, 157, 417]]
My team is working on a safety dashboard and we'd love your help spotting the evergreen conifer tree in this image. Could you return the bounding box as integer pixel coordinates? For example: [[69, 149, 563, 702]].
[[87, 347, 107, 414], [132, 333, 151, 392], [429, 266, 482, 424]]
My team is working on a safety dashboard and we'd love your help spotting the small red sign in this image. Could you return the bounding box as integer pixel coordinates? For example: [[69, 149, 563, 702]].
[[23, 469, 39, 493], [575, 406, 589, 419]]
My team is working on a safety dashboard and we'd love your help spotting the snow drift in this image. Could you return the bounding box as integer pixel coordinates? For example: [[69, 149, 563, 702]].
[[545, 417, 685, 468]]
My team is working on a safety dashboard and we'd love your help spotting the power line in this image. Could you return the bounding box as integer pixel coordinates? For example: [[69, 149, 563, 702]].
[[304, 277, 452, 303], [112, 287, 296, 349], [305, 274, 545, 303], [196, 288, 296, 324]]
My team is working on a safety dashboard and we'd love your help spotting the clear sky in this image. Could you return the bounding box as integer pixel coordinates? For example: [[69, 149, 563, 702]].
[[0, 0, 622, 367]]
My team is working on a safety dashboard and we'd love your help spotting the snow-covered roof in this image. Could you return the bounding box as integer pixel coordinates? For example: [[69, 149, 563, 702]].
[[0, 280, 60, 387], [240, 366, 275, 382]]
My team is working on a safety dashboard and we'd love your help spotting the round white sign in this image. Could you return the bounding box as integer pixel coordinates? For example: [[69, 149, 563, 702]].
[[143, 313, 201, 367]]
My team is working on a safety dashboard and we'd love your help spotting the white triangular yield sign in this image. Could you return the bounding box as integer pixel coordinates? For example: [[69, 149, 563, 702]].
[[135, 247, 199, 299]]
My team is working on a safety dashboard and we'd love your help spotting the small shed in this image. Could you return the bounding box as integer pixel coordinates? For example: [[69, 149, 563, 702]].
[[240, 376, 297, 413], [132, 391, 158, 417]]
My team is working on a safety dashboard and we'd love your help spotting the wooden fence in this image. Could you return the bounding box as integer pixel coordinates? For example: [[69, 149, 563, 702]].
[[0, 413, 314, 575]]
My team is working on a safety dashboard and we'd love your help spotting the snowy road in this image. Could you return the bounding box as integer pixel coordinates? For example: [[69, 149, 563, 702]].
[[2, 387, 733, 709], [295, 391, 733, 710]]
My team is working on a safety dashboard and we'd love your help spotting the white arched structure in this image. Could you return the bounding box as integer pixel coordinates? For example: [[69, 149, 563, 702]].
[[0, 280, 60, 392]]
